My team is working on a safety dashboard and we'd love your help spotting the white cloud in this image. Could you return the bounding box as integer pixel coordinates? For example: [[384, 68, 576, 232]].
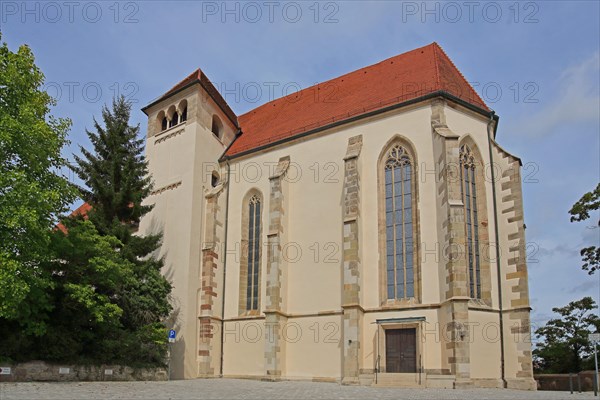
[[519, 52, 600, 137]]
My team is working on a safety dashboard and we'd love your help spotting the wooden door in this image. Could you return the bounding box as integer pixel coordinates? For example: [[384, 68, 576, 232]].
[[385, 328, 417, 373]]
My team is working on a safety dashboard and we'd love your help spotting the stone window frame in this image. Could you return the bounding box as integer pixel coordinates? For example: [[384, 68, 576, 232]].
[[377, 135, 421, 305], [156, 99, 188, 133], [459, 136, 492, 306], [238, 189, 264, 316]]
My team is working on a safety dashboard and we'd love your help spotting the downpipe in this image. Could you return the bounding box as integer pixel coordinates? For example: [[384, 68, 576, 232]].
[[487, 111, 506, 387]]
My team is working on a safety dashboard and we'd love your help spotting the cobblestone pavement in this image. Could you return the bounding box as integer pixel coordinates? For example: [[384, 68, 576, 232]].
[[0, 379, 595, 400]]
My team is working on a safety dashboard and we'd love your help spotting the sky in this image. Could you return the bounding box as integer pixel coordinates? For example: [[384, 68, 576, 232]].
[[1, 0, 599, 329]]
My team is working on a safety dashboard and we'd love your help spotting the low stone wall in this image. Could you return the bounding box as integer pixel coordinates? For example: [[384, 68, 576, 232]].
[[0, 361, 168, 382], [535, 371, 599, 392]]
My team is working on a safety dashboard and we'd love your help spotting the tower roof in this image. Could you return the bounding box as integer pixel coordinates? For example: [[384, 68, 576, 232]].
[[142, 68, 238, 127]]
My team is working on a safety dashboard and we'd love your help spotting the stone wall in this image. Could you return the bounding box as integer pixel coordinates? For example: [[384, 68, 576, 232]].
[[0, 361, 167, 382]]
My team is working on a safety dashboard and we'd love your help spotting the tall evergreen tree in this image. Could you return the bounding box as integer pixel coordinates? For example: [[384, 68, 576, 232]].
[[73, 96, 152, 234], [72, 96, 171, 332]]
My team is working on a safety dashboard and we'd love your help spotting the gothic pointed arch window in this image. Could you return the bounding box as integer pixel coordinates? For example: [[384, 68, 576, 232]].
[[239, 191, 262, 314], [380, 142, 419, 302], [460, 144, 481, 299]]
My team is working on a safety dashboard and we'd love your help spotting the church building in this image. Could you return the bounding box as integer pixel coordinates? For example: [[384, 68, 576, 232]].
[[139, 42, 535, 389]]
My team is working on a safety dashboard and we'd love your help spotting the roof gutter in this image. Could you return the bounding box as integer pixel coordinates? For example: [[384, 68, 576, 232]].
[[221, 91, 496, 161]]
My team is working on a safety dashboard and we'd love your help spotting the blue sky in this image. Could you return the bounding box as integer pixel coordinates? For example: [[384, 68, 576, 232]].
[[1, 0, 599, 328]]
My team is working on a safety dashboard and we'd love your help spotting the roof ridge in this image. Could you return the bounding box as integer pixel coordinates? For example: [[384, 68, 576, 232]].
[[432, 42, 441, 88], [142, 68, 202, 112], [164, 68, 202, 98], [433, 43, 488, 109]]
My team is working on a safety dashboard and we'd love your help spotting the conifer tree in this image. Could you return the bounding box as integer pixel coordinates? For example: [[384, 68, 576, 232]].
[[72, 96, 171, 332], [73, 96, 151, 235]]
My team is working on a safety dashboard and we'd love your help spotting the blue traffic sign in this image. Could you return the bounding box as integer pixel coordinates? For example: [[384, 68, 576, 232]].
[[168, 329, 176, 339]]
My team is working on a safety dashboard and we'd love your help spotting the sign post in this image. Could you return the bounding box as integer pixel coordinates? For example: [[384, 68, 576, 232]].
[[168, 329, 176, 381], [589, 333, 600, 396]]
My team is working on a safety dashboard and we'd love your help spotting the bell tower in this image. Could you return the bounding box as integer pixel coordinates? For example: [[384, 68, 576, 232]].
[[140, 69, 238, 379]]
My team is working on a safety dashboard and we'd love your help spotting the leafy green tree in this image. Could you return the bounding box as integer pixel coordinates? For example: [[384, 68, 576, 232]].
[[41, 218, 168, 365], [0, 218, 167, 365], [72, 96, 172, 341], [534, 297, 600, 373], [569, 183, 600, 274], [1, 218, 131, 362], [0, 36, 169, 367], [0, 33, 76, 334]]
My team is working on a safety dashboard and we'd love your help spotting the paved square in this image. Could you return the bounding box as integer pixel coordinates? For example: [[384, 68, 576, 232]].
[[0, 379, 595, 400]]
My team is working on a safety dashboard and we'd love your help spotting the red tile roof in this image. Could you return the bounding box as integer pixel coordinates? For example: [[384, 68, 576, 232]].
[[147, 43, 489, 158], [226, 42, 488, 157], [56, 202, 91, 234]]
